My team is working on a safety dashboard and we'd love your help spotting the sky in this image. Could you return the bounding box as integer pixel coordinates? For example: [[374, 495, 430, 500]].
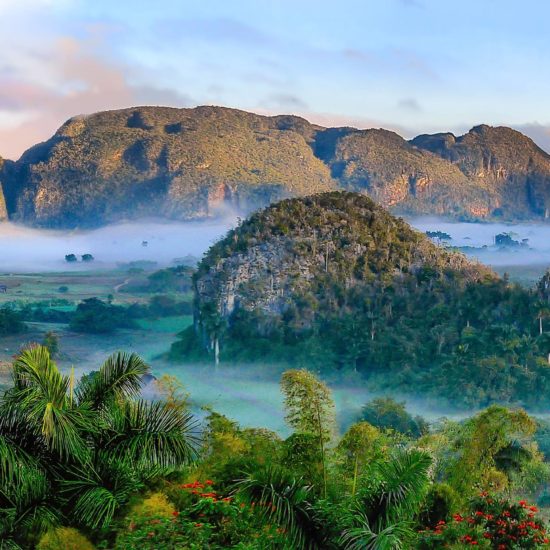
[[1, 0, 550, 159]]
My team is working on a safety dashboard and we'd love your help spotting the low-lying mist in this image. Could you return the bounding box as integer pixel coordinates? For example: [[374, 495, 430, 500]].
[[2, 215, 549, 275], [409, 217, 550, 265], [0, 218, 237, 272]]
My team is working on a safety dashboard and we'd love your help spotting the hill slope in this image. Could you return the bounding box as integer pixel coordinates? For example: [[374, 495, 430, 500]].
[[4, 107, 334, 228], [177, 191, 550, 408], [3, 106, 550, 227], [412, 125, 550, 219]]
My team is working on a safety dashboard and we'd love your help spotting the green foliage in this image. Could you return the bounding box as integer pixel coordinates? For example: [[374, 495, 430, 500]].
[[188, 192, 550, 408], [359, 397, 428, 438], [37, 527, 95, 550], [70, 297, 136, 334], [0, 306, 25, 335], [341, 449, 432, 549], [0, 346, 198, 547], [42, 331, 59, 357]]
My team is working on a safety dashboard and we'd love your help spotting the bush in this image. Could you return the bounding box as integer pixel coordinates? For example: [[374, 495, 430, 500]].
[[419, 482, 458, 528], [130, 492, 176, 519], [37, 527, 95, 550], [0, 306, 25, 335]]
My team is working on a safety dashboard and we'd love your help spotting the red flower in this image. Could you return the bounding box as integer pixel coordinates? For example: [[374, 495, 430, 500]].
[[172, 510, 179, 517]]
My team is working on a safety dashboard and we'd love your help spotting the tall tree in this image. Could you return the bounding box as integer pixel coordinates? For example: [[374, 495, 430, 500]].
[[281, 370, 336, 497]]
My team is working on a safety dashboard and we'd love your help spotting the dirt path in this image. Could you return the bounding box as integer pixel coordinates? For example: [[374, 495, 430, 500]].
[[113, 278, 130, 293]]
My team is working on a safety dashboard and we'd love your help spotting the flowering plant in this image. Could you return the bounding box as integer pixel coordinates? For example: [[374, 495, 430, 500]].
[[418, 492, 549, 549]]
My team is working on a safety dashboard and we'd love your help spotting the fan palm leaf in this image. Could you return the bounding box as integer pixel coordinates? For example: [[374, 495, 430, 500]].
[[236, 465, 320, 550]]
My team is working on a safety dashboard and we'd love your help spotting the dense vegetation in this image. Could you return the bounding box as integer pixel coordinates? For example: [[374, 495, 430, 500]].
[[3, 106, 550, 227], [0, 346, 197, 548], [179, 192, 550, 409], [2, 352, 550, 549]]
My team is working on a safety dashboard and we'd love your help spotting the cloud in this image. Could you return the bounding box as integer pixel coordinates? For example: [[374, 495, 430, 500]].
[[155, 17, 276, 48], [259, 93, 308, 111], [0, 34, 193, 159], [398, 98, 422, 112]]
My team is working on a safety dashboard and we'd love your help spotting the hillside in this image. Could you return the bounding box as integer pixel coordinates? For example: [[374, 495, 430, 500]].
[[3, 106, 550, 227], [3, 107, 334, 228], [412, 125, 550, 219], [176, 191, 550, 408]]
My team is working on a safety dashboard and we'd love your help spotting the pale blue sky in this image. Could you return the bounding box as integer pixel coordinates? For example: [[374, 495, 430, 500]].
[[1, 0, 549, 158]]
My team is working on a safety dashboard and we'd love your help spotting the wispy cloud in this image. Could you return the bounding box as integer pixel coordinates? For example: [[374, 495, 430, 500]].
[[0, 33, 193, 159], [398, 98, 422, 112]]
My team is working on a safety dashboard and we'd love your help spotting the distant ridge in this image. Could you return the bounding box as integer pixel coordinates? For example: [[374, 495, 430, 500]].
[[1, 106, 550, 228]]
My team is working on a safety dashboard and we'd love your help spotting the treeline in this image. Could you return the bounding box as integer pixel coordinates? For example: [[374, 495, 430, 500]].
[[2, 294, 192, 335], [2, 351, 550, 548]]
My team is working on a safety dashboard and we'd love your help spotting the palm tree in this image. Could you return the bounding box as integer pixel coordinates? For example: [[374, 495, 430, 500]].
[[0, 346, 198, 548], [340, 449, 432, 550], [235, 465, 324, 550]]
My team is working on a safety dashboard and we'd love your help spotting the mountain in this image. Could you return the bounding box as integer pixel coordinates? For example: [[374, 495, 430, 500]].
[[412, 124, 550, 219], [170, 191, 550, 408], [2, 106, 550, 227], [3, 107, 334, 228]]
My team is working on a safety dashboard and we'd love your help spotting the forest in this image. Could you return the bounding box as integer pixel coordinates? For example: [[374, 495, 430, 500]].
[[175, 193, 550, 410], [2, 346, 550, 549]]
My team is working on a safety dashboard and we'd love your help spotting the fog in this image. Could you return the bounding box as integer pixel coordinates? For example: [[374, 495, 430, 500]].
[[0, 218, 237, 272], [408, 217, 550, 274], [1, 215, 548, 276]]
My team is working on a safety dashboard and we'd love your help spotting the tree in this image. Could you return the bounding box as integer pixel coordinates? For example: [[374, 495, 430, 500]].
[[281, 370, 336, 498], [448, 405, 537, 497], [0, 346, 198, 547], [341, 449, 432, 549], [70, 298, 135, 334], [42, 331, 59, 357], [65, 254, 77, 263], [359, 397, 427, 438], [81, 254, 94, 262], [337, 422, 386, 496], [154, 374, 189, 412]]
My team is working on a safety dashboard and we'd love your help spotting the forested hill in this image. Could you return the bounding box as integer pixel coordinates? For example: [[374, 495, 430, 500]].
[[2, 106, 550, 227], [177, 191, 550, 409]]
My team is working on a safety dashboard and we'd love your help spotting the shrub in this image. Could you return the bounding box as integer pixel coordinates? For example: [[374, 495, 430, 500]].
[[37, 527, 95, 550], [130, 492, 176, 519]]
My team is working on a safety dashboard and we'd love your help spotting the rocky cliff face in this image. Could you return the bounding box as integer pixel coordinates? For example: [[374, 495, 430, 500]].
[[2, 107, 550, 227], [412, 125, 550, 219], [0, 158, 9, 221]]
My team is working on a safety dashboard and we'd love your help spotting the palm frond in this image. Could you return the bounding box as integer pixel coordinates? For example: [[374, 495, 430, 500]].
[[341, 512, 415, 550], [76, 352, 150, 409], [371, 449, 432, 524], [59, 452, 142, 529], [3, 346, 93, 460], [105, 400, 199, 469], [235, 465, 320, 550]]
